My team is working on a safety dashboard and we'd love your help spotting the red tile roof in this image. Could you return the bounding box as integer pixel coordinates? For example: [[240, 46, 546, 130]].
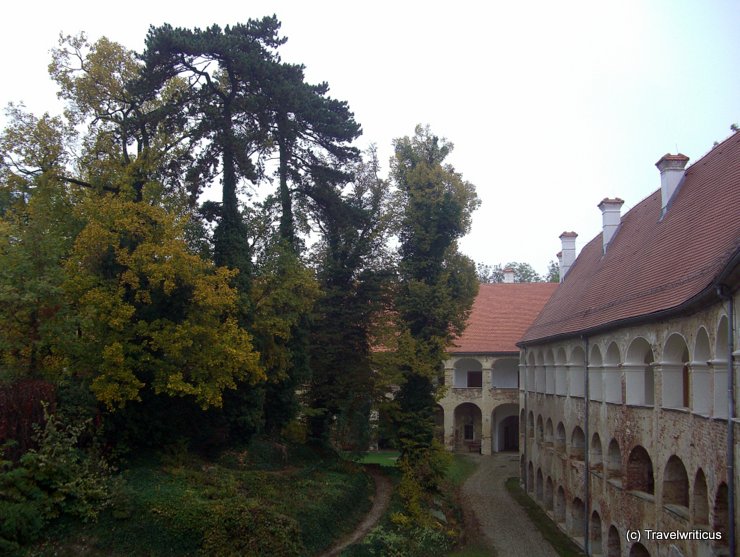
[[450, 282, 558, 354], [521, 133, 740, 345]]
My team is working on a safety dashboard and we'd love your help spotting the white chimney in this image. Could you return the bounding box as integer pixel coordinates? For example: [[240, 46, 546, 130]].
[[503, 267, 515, 283], [559, 232, 577, 281], [656, 153, 689, 216], [598, 197, 624, 253]]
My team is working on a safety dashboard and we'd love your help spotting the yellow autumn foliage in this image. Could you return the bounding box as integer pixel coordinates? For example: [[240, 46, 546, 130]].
[[65, 197, 263, 410]]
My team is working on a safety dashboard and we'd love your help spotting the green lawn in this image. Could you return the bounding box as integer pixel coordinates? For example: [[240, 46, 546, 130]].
[[355, 450, 400, 468]]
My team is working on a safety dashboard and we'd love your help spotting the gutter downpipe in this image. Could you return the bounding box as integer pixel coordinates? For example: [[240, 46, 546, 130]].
[[523, 347, 529, 492], [717, 285, 735, 556], [583, 335, 590, 555]]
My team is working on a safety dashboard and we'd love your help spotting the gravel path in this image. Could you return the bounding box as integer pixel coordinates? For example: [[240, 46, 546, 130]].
[[319, 465, 392, 557], [460, 452, 558, 557]]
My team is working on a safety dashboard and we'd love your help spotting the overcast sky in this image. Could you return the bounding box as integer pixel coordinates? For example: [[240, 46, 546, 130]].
[[2, 1, 739, 276]]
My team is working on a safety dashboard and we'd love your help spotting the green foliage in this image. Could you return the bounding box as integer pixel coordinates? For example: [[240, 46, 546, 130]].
[[0, 405, 113, 551], [390, 125, 479, 460], [201, 501, 306, 557], [64, 197, 262, 410], [476, 261, 544, 283]]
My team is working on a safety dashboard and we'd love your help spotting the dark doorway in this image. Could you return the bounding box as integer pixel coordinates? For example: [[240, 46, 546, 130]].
[[501, 415, 519, 451]]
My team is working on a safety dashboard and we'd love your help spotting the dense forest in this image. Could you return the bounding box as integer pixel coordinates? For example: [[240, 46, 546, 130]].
[[0, 16, 482, 555]]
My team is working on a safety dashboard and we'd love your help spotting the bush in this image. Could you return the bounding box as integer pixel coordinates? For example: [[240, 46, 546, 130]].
[[0, 404, 113, 551]]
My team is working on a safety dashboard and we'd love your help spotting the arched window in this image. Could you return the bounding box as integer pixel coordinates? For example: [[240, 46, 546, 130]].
[[591, 433, 603, 471], [603, 342, 622, 403], [545, 418, 553, 445], [454, 358, 483, 388], [545, 476, 554, 510], [590, 511, 603, 555], [555, 347, 568, 396], [536, 468, 544, 501], [571, 426, 585, 461], [692, 328, 711, 414], [662, 455, 689, 512], [589, 344, 603, 401], [693, 469, 709, 525], [607, 525, 621, 557], [629, 542, 650, 556], [544, 349, 555, 394], [625, 338, 654, 406], [555, 422, 566, 452], [569, 346, 586, 397], [626, 446, 654, 495], [662, 334, 690, 409], [536, 415, 544, 443], [571, 498, 585, 537], [555, 486, 566, 524], [607, 439, 622, 480]]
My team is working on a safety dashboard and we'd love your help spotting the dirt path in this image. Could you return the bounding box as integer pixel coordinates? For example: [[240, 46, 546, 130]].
[[319, 465, 392, 557], [460, 453, 558, 557]]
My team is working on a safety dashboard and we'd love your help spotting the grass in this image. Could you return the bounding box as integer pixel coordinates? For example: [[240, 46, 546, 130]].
[[355, 450, 400, 468], [505, 478, 586, 557], [25, 444, 374, 557], [446, 454, 479, 487]]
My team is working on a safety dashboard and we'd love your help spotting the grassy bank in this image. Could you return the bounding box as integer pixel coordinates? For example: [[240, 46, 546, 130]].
[[505, 478, 586, 557], [24, 443, 373, 557]]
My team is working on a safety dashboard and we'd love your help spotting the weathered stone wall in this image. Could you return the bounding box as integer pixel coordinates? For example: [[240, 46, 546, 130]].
[[519, 292, 739, 557]]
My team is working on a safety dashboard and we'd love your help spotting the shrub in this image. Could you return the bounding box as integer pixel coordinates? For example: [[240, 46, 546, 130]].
[[0, 404, 113, 550]]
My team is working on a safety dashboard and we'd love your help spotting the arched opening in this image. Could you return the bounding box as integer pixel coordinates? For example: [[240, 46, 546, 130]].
[[662, 455, 689, 513], [625, 338, 654, 406], [571, 497, 585, 537], [591, 432, 603, 471], [604, 342, 622, 403], [692, 327, 711, 414], [520, 454, 526, 482], [626, 446, 654, 495], [454, 358, 483, 388], [528, 411, 535, 439], [434, 405, 444, 444], [555, 422, 566, 452], [545, 418, 553, 446], [527, 462, 534, 493], [535, 351, 545, 393], [713, 482, 729, 551], [492, 358, 518, 388], [629, 542, 650, 556], [545, 476, 554, 511], [607, 525, 621, 557], [536, 415, 544, 444], [545, 349, 555, 394], [663, 334, 690, 409], [555, 486, 566, 524], [536, 468, 544, 501], [453, 402, 482, 452], [569, 346, 586, 397], [493, 403, 519, 452], [571, 426, 585, 461], [555, 347, 568, 395], [607, 439, 622, 480], [714, 316, 729, 418], [693, 469, 709, 525], [590, 511, 603, 555], [589, 344, 603, 401]]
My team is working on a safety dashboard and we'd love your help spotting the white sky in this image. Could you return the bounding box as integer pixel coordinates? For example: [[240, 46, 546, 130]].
[[2, 1, 739, 276]]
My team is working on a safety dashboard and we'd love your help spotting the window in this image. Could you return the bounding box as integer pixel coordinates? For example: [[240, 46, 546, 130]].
[[464, 424, 474, 440], [467, 371, 482, 388]]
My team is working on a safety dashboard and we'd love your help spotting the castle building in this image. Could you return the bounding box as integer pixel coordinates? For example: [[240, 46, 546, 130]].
[[517, 134, 740, 557], [437, 272, 556, 455]]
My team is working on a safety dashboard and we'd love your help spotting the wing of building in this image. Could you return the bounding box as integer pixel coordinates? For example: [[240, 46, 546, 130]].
[[517, 133, 740, 557], [437, 280, 557, 455]]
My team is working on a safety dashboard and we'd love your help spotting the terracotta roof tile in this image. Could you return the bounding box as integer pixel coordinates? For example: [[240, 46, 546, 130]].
[[451, 282, 557, 353], [521, 133, 740, 344]]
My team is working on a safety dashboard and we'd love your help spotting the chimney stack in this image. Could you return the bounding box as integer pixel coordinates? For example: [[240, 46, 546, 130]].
[[598, 197, 624, 253], [559, 232, 577, 281], [656, 153, 689, 216], [503, 267, 515, 283]]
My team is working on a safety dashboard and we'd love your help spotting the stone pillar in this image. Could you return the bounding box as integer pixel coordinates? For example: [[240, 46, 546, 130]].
[[443, 405, 455, 451], [480, 363, 493, 455]]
